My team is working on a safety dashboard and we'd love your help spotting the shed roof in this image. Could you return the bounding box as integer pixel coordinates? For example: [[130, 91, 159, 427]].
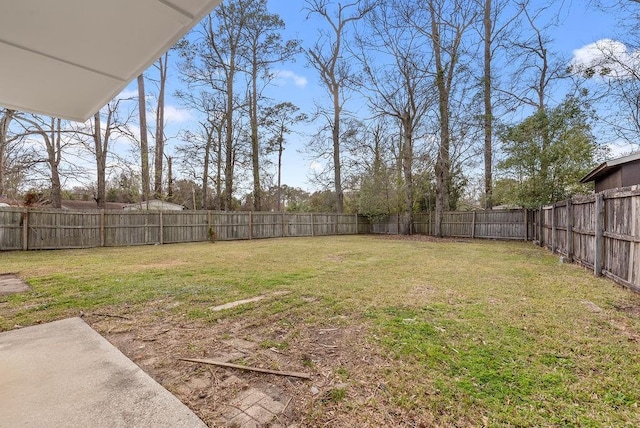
[[0, 0, 222, 122], [580, 152, 640, 183]]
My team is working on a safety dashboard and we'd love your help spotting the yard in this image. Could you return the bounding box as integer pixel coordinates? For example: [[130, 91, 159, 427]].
[[1, 235, 639, 426]]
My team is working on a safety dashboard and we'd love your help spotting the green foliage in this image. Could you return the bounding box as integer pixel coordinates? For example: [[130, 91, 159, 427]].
[[497, 96, 602, 208], [357, 162, 401, 220]]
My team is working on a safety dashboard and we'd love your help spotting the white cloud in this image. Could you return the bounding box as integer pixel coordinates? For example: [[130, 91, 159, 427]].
[[164, 105, 192, 124], [605, 140, 639, 159], [571, 39, 640, 79], [274, 70, 308, 88]]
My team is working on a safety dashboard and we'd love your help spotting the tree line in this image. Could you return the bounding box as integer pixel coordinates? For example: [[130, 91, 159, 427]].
[[0, 0, 638, 236]]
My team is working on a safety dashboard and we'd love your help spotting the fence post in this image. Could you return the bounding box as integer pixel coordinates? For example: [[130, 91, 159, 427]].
[[551, 205, 557, 253], [100, 209, 105, 247], [594, 193, 605, 277], [538, 207, 544, 247], [471, 211, 476, 239], [311, 214, 315, 237], [335, 213, 339, 235], [355, 213, 358, 235], [566, 199, 573, 262], [282, 211, 285, 237], [524, 209, 528, 241], [22, 208, 29, 251], [248, 211, 253, 240], [159, 211, 164, 245]]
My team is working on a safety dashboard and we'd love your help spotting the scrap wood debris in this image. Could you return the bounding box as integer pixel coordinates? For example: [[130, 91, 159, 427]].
[[178, 357, 311, 380]]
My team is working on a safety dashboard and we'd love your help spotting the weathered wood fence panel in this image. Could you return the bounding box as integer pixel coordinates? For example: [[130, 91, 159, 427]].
[[0, 208, 370, 250], [371, 210, 529, 240], [0, 209, 24, 250], [532, 188, 640, 293]]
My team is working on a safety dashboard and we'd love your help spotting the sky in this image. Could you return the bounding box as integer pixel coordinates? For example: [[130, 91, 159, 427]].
[[111, 0, 632, 194]]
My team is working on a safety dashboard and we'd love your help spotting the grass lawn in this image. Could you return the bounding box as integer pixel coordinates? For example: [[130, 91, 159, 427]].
[[1, 235, 639, 426]]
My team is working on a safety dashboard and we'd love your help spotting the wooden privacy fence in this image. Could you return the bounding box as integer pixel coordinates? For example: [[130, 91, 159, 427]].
[[0, 208, 370, 251], [531, 187, 640, 293], [2, 194, 638, 293], [369, 210, 532, 240]]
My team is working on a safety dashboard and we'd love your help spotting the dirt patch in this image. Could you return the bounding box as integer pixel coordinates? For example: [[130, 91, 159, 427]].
[[613, 303, 640, 316], [85, 301, 425, 427], [0, 274, 31, 295]]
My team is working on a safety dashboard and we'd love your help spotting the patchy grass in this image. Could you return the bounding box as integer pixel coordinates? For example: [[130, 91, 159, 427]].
[[1, 236, 640, 426]]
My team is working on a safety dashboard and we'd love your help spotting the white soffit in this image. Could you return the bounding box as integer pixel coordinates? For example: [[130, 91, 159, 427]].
[[0, 0, 222, 122]]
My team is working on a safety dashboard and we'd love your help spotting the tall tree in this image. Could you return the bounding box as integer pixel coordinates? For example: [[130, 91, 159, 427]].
[[410, 0, 478, 236], [261, 102, 307, 211], [14, 115, 67, 208], [305, 0, 375, 214], [81, 99, 133, 209], [241, 0, 301, 211], [137, 74, 151, 203], [476, 0, 522, 208], [502, 3, 569, 197], [0, 109, 15, 196], [175, 89, 227, 209], [199, 1, 251, 210], [355, 0, 433, 233], [154, 52, 169, 199]]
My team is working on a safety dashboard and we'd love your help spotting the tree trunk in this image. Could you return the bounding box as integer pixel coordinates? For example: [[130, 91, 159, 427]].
[[167, 156, 173, 201], [432, 5, 450, 238], [401, 117, 413, 235], [216, 124, 223, 211], [277, 135, 283, 212], [224, 79, 235, 211], [47, 118, 62, 209], [250, 68, 262, 211], [93, 113, 106, 209], [201, 124, 213, 210], [137, 74, 150, 203], [0, 110, 14, 196], [483, 0, 493, 209], [154, 53, 168, 199], [332, 83, 343, 214]]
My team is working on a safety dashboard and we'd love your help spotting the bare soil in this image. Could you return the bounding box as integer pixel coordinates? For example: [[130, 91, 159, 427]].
[[85, 300, 428, 427]]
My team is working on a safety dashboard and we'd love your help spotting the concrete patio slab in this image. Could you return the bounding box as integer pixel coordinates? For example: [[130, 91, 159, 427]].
[[0, 317, 206, 428]]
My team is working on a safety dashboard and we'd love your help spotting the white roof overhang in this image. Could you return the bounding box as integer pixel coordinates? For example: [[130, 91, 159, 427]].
[[0, 0, 222, 122]]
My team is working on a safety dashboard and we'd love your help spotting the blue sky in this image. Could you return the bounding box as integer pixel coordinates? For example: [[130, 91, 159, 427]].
[[124, 0, 627, 193]]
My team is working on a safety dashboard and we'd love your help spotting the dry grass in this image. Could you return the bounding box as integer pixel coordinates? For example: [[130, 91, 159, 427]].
[[1, 236, 639, 426]]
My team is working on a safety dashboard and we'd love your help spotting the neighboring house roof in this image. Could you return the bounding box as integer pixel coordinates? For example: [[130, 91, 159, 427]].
[[124, 200, 185, 211], [580, 152, 640, 183], [0, 197, 23, 207], [60, 200, 128, 211], [0, 0, 222, 121]]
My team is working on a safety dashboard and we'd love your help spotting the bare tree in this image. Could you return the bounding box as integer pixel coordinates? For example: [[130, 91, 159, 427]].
[[354, 0, 433, 233], [500, 3, 569, 194], [137, 74, 151, 203], [241, 0, 301, 211], [0, 109, 15, 196], [305, 0, 375, 214], [70, 98, 134, 209], [409, 0, 478, 236], [175, 89, 227, 210], [153, 52, 169, 199], [261, 102, 308, 211], [13, 115, 68, 207], [473, 0, 524, 208]]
